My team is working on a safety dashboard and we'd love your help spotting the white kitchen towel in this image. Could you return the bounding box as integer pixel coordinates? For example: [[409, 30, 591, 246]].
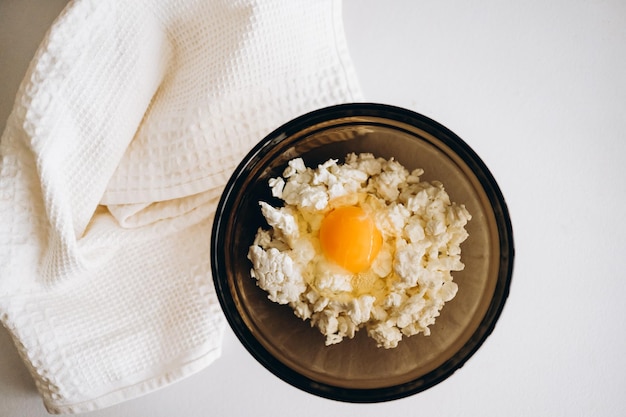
[[0, 0, 362, 413]]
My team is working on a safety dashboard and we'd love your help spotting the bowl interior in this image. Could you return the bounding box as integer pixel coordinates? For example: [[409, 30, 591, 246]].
[[213, 107, 512, 401]]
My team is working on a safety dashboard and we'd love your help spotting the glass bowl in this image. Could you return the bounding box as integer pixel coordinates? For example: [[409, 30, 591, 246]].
[[211, 103, 514, 402]]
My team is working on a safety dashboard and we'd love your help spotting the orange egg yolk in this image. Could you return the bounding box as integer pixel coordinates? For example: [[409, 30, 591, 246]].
[[319, 206, 383, 273]]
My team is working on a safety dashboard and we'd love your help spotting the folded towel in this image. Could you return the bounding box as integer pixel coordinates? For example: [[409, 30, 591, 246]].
[[0, 0, 361, 413]]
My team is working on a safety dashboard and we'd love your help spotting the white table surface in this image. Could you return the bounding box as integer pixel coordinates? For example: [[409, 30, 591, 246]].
[[1, 1, 625, 416]]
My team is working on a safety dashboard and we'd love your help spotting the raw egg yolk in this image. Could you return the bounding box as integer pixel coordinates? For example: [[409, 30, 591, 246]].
[[319, 206, 382, 273]]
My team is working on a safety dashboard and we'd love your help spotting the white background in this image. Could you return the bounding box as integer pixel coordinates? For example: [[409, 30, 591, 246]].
[[1, 0, 625, 415]]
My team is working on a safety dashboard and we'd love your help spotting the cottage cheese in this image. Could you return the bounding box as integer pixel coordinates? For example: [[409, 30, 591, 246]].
[[247, 153, 471, 348]]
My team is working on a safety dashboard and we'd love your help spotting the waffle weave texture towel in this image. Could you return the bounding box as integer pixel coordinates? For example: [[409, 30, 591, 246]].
[[0, 0, 361, 413]]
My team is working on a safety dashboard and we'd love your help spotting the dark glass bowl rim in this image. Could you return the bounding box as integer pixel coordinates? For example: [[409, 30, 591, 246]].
[[210, 102, 514, 403]]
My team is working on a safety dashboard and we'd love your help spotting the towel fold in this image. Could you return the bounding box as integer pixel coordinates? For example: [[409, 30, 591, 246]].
[[0, 0, 361, 413]]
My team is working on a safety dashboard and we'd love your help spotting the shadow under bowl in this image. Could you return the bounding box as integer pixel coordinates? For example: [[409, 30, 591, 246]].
[[211, 103, 514, 402]]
